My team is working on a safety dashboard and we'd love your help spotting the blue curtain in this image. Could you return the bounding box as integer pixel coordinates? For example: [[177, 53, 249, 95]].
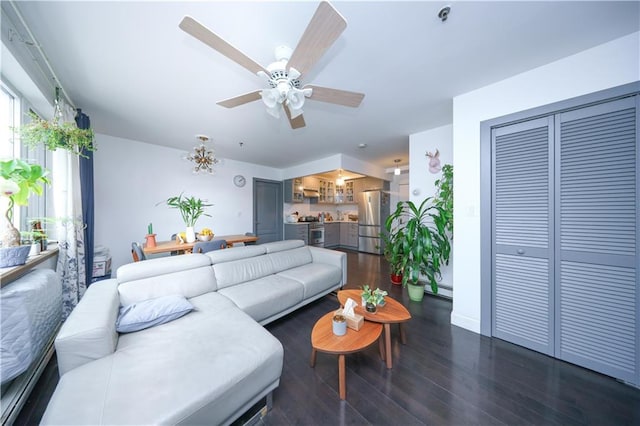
[[75, 109, 94, 286]]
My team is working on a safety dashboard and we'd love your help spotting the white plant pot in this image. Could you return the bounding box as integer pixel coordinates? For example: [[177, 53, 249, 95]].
[[185, 226, 196, 243], [29, 242, 41, 256]]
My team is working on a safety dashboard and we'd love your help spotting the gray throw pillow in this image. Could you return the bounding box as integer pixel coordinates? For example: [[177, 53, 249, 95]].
[[116, 294, 194, 333]]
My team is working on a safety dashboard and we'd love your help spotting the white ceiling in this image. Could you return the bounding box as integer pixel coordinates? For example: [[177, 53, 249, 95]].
[[7, 1, 639, 169]]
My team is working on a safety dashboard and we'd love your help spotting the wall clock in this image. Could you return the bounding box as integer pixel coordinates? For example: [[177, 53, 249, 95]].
[[233, 175, 246, 187]]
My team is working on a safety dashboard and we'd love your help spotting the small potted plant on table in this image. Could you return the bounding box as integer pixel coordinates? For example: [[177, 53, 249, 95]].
[[361, 285, 388, 313], [161, 193, 212, 243]]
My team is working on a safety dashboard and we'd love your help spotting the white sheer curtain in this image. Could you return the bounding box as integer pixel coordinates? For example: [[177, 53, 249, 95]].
[[52, 99, 86, 318]]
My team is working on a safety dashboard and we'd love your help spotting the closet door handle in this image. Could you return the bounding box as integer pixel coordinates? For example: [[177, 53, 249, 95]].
[[516, 249, 525, 255]]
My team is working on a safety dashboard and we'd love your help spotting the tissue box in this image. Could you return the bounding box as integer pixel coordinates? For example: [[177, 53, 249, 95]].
[[335, 309, 364, 331]]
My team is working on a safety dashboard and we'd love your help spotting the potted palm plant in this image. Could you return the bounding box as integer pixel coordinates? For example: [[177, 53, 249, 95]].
[[384, 197, 451, 302], [0, 159, 50, 266], [162, 193, 212, 243]]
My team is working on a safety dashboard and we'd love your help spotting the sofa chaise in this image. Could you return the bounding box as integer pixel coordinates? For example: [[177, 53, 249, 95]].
[[41, 240, 346, 425]]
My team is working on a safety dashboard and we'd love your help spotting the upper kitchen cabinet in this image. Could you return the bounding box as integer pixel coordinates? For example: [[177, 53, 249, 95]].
[[303, 176, 320, 190], [343, 180, 355, 203], [318, 179, 335, 204], [284, 178, 304, 203], [356, 177, 390, 192]]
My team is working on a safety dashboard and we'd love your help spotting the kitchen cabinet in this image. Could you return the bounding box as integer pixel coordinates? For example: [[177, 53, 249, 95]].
[[284, 178, 304, 203], [343, 180, 355, 203], [340, 222, 358, 249], [357, 177, 389, 192], [324, 223, 340, 248], [303, 176, 320, 190], [284, 223, 308, 244], [318, 179, 335, 204]]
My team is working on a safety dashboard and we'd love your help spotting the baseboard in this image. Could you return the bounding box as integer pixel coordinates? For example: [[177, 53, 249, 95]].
[[450, 311, 481, 334]]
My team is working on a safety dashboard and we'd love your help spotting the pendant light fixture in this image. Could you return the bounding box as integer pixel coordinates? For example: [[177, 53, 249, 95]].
[[336, 169, 345, 186], [394, 159, 402, 176], [185, 135, 219, 174]]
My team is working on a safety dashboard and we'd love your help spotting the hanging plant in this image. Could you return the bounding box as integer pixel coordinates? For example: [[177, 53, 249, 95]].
[[20, 111, 95, 158]]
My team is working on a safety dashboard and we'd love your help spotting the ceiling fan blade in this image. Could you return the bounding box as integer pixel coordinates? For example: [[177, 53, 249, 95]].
[[283, 105, 306, 129], [287, 1, 347, 77], [217, 90, 263, 108], [179, 16, 269, 76], [304, 85, 364, 107]]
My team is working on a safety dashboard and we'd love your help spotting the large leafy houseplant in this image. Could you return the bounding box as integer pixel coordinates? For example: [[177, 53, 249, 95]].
[[0, 159, 50, 247], [384, 198, 451, 297], [434, 164, 453, 235]]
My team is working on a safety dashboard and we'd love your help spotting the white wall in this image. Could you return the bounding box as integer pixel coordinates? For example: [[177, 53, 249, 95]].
[[94, 134, 282, 273], [451, 32, 640, 333], [409, 124, 453, 295], [283, 153, 387, 181]]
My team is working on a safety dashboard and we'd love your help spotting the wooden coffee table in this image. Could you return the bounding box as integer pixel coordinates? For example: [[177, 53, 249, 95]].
[[310, 311, 382, 400], [337, 289, 411, 369]]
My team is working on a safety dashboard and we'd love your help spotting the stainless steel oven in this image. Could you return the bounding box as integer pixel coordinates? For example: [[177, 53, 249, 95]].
[[308, 223, 325, 247]]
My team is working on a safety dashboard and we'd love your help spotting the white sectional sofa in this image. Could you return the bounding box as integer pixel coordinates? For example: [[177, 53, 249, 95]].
[[41, 240, 346, 425]]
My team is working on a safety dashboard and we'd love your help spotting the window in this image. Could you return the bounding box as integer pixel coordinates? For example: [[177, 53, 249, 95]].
[[1, 81, 52, 242]]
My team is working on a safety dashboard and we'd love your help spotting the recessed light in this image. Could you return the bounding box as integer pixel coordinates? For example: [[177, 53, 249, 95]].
[[358, 143, 368, 149]]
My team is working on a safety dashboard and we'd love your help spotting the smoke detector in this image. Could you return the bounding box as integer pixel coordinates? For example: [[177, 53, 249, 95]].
[[438, 5, 451, 22]]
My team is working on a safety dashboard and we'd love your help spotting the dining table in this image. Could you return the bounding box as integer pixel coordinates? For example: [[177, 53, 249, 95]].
[[142, 234, 258, 255]]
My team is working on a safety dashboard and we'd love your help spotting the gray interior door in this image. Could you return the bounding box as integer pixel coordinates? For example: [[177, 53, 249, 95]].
[[555, 97, 638, 383], [253, 178, 283, 244], [492, 116, 555, 356]]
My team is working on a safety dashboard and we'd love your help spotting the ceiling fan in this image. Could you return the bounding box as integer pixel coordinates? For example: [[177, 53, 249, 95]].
[[179, 1, 365, 129]]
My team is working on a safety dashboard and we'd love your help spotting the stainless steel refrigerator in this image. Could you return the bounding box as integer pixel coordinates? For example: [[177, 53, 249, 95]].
[[358, 190, 390, 254]]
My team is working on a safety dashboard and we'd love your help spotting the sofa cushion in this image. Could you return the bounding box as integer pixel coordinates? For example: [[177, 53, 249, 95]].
[[217, 275, 304, 322], [55, 280, 119, 376], [116, 294, 194, 333], [42, 297, 283, 425], [277, 263, 343, 299], [206, 245, 266, 264], [268, 246, 313, 273], [117, 254, 216, 305], [212, 255, 275, 290], [261, 239, 305, 253]]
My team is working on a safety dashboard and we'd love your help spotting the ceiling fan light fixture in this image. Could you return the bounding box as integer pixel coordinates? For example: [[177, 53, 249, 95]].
[[265, 104, 281, 119], [261, 88, 281, 108], [286, 87, 308, 110]]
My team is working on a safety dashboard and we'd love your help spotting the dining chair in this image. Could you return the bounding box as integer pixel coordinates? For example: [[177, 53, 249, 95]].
[[193, 239, 227, 254], [244, 232, 257, 245], [131, 242, 146, 262], [170, 234, 179, 256]]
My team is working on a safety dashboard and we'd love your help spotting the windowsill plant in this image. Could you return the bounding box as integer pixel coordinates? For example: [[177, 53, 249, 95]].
[[0, 159, 50, 266]]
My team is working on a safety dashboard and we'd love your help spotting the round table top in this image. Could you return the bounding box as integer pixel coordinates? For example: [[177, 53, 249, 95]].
[[311, 311, 382, 355], [337, 289, 412, 324]]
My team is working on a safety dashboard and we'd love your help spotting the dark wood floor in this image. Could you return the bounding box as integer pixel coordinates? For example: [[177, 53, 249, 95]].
[[15, 250, 640, 425]]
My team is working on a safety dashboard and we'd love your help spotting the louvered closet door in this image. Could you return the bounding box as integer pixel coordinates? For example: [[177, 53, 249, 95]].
[[555, 97, 638, 383], [492, 117, 555, 355]]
